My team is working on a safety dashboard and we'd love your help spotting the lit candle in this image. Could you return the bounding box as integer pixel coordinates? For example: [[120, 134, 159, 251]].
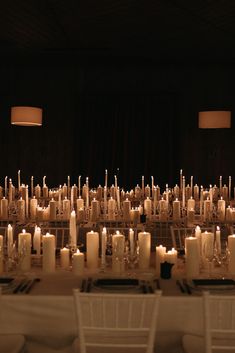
[[182, 176, 185, 208], [35, 184, 41, 199], [151, 176, 154, 197], [86, 231, 99, 269], [156, 245, 166, 276], [219, 175, 222, 197], [33, 226, 41, 256], [42, 184, 48, 198], [138, 231, 151, 269], [31, 176, 34, 198], [17, 197, 25, 222], [101, 227, 107, 267], [217, 197, 225, 222], [201, 231, 214, 260], [144, 197, 152, 219], [1, 197, 8, 220], [8, 179, 13, 204], [229, 176, 232, 201], [173, 198, 181, 222], [112, 231, 125, 273], [4, 176, 8, 198], [72, 249, 84, 275], [7, 224, 13, 257], [105, 169, 108, 189], [18, 170, 20, 192], [42, 233, 55, 272], [49, 198, 57, 220], [60, 247, 70, 269], [129, 228, 135, 256], [123, 198, 131, 222], [18, 229, 32, 272], [215, 226, 221, 255], [108, 197, 116, 220], [86, 177, 89, 209], [63, 197, 71, 220], [43, 175, 46, 187], [142, 176, 144, 196], [103, 186, 107, 219], [90, 198, 100, 222], [187, 197, 195, 211], [195, 225, 202, 256], [69, 210, 77, 247]]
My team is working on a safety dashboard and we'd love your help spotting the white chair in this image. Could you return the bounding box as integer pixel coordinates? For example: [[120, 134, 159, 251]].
[[182, 291, 235, 353], [73, 288, 162, 353], [0, 289, 26, 353]]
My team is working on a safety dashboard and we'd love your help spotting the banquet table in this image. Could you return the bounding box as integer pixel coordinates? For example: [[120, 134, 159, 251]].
[[0, 259, 219, 353]]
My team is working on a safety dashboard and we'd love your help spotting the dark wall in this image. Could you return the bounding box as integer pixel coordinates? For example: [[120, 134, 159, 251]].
[[0, 54, 234, 190]]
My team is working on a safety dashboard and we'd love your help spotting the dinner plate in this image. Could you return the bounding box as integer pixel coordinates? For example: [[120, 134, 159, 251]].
[[192, 278, 235, 290], [93, 278, 139, 290]]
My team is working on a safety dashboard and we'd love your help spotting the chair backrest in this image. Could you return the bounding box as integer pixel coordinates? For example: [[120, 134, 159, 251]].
[[203, 291, 235, 353], [73, 289, 162, 353], [170, 225, 215, 250]]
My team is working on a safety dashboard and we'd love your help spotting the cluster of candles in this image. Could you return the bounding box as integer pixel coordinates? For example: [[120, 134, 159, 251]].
[[0, 170, 234, 224]]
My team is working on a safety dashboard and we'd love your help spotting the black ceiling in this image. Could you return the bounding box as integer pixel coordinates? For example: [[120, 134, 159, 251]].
[[0, 0, 235, 63]]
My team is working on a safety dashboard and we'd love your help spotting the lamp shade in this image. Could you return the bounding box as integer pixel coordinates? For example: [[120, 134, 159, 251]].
[[11, 106, 42, 126], [198, 111, 231, 129]]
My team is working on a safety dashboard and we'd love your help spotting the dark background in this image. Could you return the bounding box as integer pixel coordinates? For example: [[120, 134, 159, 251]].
[[0, 1, 234, 190]]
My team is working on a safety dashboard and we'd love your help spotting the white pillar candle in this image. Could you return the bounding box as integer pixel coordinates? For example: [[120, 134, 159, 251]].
[[62, 183, 68, 199], [141, 176, 144, 196], [69, 210, 77, 248], [42, 233, 56, 272], [145, 184, 151, 198], [17, 197, 25, 222], [18, 230, 31, 272], [203, 198, 211, 222], [144, 197, 152, 219], [156, 245, 166, 276], [159, 198, 168, 221], [76, 196, 84, 211], [112, 232, 125, 273], [1, 197, 8, 220], [33, 226, 41, 256], [30, 196, 38, 220], [17, 170, 20, 193], [63, 197, 71, 220], [72, 249, 84, 275], [31, 176, 34, 198], [36, 206, 44, 221], [135, 185, 141, 199], [96, 185, 102, 200], [138, 231, 151, 269], [201, 231, 214, 260], [228, 235, 235, 275], [60, 247, 70, 269], [187, 209, 195, 226], [42, 184, 49, 198], [174, 184, 180, 199], [182, 176, 185, 208], [35, 184, 41, 199], [185, 237, 200, 278], [217, 198, 226, 222], [185, 184, 191, 201], [215, 226, 221, 255], [164, 248, 178, 264], [173, 198, 181, 222], [222, 185, 228, 201], [101, 227, 107, 267], [108, 197, 116, 220], [77, 208, 85, 222], [90, 198, 100, 222], [129, 228, 135, 256], [123, 198, 131, 222], [8, 179, 13, 204], [103, 186, 107, 218], [86, 231, 99, 269], [194, 184, 199, 201], [187, 197, 195, 211], [49, 198, 57, 220], [0, 235, 4, 274], [85, 177, 89, 209], [229, 176, 232, 201], [129, 207, 140, 224], [195, 225, 202, 256], [7, 224, 13, 257]]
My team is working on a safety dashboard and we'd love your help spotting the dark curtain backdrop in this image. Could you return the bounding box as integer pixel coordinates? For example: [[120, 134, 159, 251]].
[[0, 58, 235, 191], [2, 92, 179, 190]]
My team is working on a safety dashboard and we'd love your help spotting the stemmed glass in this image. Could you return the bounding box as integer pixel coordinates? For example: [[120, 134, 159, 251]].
[[203, 241, 215, 278]]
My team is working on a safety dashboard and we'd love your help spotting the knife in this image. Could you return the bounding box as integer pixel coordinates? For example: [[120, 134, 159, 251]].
[[25, 278, 40, 294], [183, 279, 192, 295], [176, 280, 185, 293]]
